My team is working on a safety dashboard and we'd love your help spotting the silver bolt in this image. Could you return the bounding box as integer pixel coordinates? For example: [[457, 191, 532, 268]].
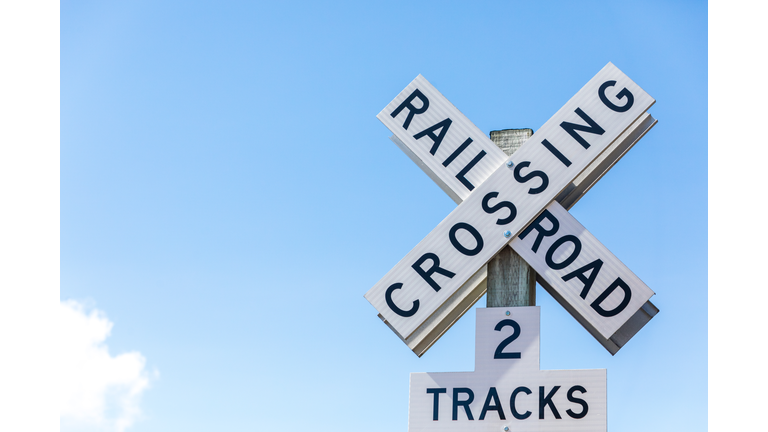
[[503, 230, 512, 238], [505, 311, 510, 316], [506, 160, 514, 168]]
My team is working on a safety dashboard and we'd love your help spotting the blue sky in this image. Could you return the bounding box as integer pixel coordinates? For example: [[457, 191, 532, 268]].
[[60, 1, 707, 431]]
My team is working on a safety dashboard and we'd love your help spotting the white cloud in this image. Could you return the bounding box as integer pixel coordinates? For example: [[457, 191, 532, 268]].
[[59, 300, 156, 432]]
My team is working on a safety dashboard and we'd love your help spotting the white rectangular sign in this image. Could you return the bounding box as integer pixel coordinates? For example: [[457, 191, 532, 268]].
[[409, 307, 606, 431], [380, 76, 657, 353], [366, 62, 655, 339]]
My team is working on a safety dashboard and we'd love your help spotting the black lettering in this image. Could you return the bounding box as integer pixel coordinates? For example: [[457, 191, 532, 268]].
[[412, 253, 456, 292], [510, 387, 532, 420], [562, 259, 604, 299], [541, 139, 572, 167], [427, 388, 446, 421], [449, 223, 484, 257], [455, 150, 487, 191], [566, 385, 589, 419], [481, 192, 517, 225], [413, 118, 452, 155], [545, 234, 582, 270], [385, 283, 419, 317], [560, 108, 605, 150], [390, 89, 429, 130], [513, 161, 549, 194], [493, 319, 522, 359], [453, 388, 475, 421], [518, 209, 560, 253], [539, 386, 562, 419], [591, 277, 632, 317], [599, 80, 634, 113], [442, 137, 472, 167], [479, 387, 506, 420]]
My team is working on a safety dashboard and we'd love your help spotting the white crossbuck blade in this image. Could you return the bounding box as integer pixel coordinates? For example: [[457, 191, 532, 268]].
[[366, 63, 658, 356]]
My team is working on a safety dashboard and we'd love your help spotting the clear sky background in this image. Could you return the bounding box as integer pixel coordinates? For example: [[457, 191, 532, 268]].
[[58, 1, 712, 431]]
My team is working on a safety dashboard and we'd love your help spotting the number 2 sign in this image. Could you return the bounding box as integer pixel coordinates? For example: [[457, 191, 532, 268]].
[[408, 307, 607, 432]]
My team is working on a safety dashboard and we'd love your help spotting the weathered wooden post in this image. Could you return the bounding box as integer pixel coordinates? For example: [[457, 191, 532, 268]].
[[486, 128, 536, 307]]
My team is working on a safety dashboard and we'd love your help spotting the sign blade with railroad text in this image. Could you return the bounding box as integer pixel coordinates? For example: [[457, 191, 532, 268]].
[[377, 74, 509, 204], [409, 307, 606, 431], [512, 201, 655, 342], [365, 62, 654, 340], [380, 78, 657, 355]]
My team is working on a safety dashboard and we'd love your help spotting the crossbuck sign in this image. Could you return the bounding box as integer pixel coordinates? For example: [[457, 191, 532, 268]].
[[365, 63, 658, 356]]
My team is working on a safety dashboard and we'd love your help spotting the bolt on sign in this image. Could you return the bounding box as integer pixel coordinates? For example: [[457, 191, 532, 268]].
[[365, 63, 658, 356], [410, 307, 605, 431]]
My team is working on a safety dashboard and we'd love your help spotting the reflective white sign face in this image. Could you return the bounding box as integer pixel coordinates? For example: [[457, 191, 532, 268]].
[[365, 63, 655, 339], [377, 74, 509, 204], [511, 202, 654, 339], [409, 307, 606, 431]]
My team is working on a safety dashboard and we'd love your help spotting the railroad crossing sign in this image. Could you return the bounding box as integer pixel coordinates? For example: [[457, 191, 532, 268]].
[[409, 307, 606, 431], [365, 63, 658, 356]]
